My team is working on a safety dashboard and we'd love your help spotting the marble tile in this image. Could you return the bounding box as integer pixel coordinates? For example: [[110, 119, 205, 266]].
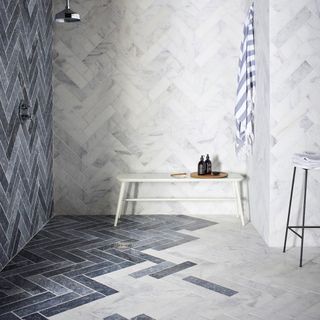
[[183, 276, 238, 297], [53, 0, 248, 217]]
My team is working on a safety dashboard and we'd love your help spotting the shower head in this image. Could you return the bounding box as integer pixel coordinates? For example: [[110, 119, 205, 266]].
[[55, 0, 80, 23]]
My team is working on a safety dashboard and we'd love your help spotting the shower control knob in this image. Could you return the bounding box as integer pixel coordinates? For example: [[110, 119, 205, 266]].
[[19, 101, 32, 123]]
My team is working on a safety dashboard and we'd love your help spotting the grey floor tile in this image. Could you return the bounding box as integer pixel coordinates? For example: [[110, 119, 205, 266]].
[[0, 215, 216, 318], [106, 249, 145, 264], [88, 249, 126, 264], [15, 292, 79, 317], [5, 276, 47, 295], [26, 275, 70, 295], [0, 312, 21, 320], [183, 276, 238, 297], [72, 275, 118, 296], [63, 261, 114, 278], [130, 261, 175, 279], [42, 261, 94, 278], [150, 261, 197, 279], [23, 312, 49, 319], [0, 292, 54, 316], [50, 275, 94, 295], [0, 292, 31, 307]]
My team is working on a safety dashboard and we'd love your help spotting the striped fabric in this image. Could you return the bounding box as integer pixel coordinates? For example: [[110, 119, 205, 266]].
[[235, 3, 256, 156]]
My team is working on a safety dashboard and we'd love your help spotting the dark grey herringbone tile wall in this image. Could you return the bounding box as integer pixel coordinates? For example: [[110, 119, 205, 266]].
[[0, 0, 53, 270]]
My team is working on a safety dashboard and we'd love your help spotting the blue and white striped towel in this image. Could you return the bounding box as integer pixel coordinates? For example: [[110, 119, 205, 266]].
[[235, 3, 256, 156]]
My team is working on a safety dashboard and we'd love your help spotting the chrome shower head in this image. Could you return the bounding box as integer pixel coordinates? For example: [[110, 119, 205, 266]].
[[55, 0, 80, 23]]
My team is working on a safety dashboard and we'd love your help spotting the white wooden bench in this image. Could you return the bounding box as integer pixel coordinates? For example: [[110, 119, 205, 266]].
[[114, 173, 245, 227]]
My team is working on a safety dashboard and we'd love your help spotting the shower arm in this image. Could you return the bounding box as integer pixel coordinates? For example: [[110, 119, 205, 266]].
[[65, 0, 70, 9]]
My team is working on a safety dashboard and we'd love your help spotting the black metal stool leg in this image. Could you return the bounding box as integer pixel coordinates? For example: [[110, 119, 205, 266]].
[[300, 169, 308, 267], [283, 167, 297, 253]]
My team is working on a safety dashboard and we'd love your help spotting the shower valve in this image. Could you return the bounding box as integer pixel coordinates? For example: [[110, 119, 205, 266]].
[[19, 101, 32, 123]]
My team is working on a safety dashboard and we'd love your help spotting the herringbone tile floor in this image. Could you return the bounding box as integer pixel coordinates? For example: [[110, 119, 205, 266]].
[[1, 215, 320, 320], [0, 215, 215, 319]]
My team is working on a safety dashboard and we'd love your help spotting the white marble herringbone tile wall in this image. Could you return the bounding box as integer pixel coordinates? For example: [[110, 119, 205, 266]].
[[53, 0, 250, 215], [269, 0, 320, 246], [248, 0, 270, 244]]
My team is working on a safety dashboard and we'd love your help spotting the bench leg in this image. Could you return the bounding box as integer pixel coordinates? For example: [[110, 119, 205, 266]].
[[114, 182, 127, 227], [233, 183, 239, 218], [234, 181, 245, 226]]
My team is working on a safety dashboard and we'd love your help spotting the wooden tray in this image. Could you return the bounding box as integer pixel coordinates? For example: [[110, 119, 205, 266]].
[[190, 172, 228, 179]]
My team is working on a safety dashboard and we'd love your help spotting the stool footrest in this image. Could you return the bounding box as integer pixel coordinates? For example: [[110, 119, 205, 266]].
[[288, 227, 302, 239], [288, 226, 320, 229], [288, 225, 320, 239]]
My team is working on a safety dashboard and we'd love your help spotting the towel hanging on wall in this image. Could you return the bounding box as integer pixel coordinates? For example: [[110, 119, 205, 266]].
[[235, 3, 256, 156]]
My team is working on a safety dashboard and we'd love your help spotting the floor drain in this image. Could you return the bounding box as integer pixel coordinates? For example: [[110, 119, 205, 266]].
[[114, 241, 134, 249]]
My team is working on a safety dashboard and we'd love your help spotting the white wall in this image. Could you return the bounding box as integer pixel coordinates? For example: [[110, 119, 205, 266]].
[[269, 0, 320, 246], [53, 0, 250, 215], [248, 0, 270, 243], [250, 0, 320, 246]]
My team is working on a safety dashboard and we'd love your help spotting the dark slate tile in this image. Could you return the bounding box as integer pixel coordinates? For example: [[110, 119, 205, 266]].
[[42, 261, 94, 278], [133, 239, 172, 252], [26, 274, 70, 295], [50, 249, 86, 263], [84, 264, 121, 278], [73, 275, 118, 296], [0, 261, 52, 277], [122, 249, 165, 264], [152, 238, 198, 251], [0, 292, 30, 307], [83, 261, 136, 278], [50, 275, 94, 295], [89, 249, 127, 263], [0, 312, 21, 320], [41, 239, 84, 251], [150, 261, 196, 279], [41, 292, 105, 317], [129, 261, 175, 279], [19, 250, 46, 263], [130, 237, 163, 250], [23, 313, 49, 320], [63, 261, 114, 278], [183, 220, 217, 231], [69, 249, 105, 263], [31, 250, 65, 263], [15, 292, 79, 317], [131, 315, 155, 320], [86, 230, 133, 242], [0, 292, 55, 316], [104, 314, 128, 320], [106, 249, 145, 264], [5, 276, 47, 295], [20, 261, 72, 278], [183, 276, 238, 297], [79, 239, 117, 251], [0, 278, 23, 295], [2, 260, 33, 272]]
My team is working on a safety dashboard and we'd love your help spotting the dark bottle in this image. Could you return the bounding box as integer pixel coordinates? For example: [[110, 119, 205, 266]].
[[198, 155, 206, 175], [205, 154, 212, 174]]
